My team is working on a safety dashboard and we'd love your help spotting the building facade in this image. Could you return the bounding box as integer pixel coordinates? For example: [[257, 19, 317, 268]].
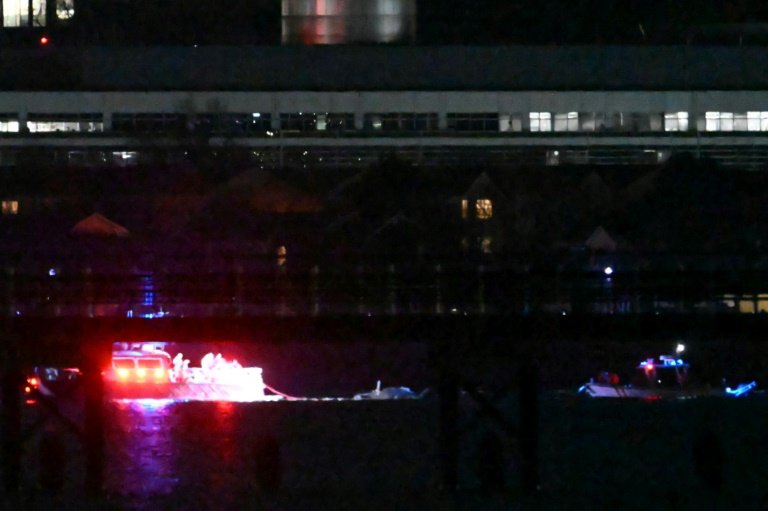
[[2, 46, 768, 171]]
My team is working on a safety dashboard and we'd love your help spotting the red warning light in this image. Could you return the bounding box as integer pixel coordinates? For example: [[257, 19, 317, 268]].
[[39, 36, 49, 45]]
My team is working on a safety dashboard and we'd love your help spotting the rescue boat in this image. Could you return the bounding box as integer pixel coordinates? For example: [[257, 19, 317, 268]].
[[578, 350, 757, 400], [103, 346, 276, 402]]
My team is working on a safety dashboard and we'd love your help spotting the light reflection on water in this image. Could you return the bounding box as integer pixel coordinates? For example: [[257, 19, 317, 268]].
[[99, 396, 439, 510], [23, 391, 768, 510], [104, 398, 293, 510], [107, 399, 178, 499]]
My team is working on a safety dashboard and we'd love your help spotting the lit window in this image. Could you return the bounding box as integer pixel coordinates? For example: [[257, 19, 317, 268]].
[[499, 114, 523, 132], [554, 112, 579, 132], [499, 115, 510, 132], [578, 112, 600, 131], [475, 199, 492, 220], [480, 237, 492, 254], [705, 112, 734, 132], [316, 114, 327, 130], [739, 298, 756, 314], [27, 113, 103, 133], [0, 119, 19, 133], [461, 199, 468, 219], [530, 112, 552, 132], [733, 113, 748, 131], [3, 0, 46, 26], [747, 112, 768, 131], [1, 200, 18, 215], [664, 112, 688, 132], [56, 0, 74, 20]]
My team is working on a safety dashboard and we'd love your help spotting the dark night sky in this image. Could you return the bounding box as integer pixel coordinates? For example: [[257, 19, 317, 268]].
[[64, 0, 768, 46], [2, 0, 767, 47], [417, 0, 768, 44]]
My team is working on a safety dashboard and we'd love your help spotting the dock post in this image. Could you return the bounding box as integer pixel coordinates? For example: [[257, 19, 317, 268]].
[[435, 330, 459, 493], [1, 364, 22, 496], [439, 366, 458, 492], [519, 359, 539, 495], [83, 339, 109, 496]]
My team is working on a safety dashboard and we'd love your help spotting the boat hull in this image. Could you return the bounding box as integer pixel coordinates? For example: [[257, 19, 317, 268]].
[[106, 382, 276, 402], [578, 382, 745, 399]]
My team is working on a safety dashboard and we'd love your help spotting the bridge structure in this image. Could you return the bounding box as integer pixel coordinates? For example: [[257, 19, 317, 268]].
[[1, 257, 768, 501]]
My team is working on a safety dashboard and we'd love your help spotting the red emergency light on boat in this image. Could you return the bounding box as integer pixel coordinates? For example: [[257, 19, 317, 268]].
[[108, 350, 172, 384]]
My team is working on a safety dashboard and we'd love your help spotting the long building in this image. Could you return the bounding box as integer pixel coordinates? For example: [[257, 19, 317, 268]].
[[2, 45, 768, 171]]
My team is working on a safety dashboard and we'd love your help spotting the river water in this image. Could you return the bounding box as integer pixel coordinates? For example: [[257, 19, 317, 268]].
[[8, 337, 768, 510], [12, 389, 768, 511]]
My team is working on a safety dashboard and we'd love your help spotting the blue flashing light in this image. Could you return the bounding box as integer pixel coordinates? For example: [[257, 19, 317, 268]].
[[140, 311, 169, 319], [48, 268, 57, 277], [725, 381, 757, 397], [603, 266, 613, 276]]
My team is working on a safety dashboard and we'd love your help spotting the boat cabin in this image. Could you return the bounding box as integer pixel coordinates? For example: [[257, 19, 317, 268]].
[[109, 349, 172, 384], [631, 355, 689, 389]]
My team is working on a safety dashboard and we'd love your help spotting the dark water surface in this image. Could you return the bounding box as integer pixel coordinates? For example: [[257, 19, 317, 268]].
[[105, 398, 439, 510], [10, 391, 768, 511]]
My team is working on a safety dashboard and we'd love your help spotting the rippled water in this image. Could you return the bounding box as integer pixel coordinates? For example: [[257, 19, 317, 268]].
[[12, 389, 768, 511], [15, 396, 440, 510]]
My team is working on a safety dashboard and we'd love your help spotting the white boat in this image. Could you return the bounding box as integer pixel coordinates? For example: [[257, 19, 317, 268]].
[[353, 380, 426, 400], [104, 347, 277, 402], [578, 354, 757, 400]]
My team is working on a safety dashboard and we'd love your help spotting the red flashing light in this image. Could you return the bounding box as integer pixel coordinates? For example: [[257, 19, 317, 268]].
[[154, 368, 165, 380], [39, 36, 49, 45], [136, 368, 146, 379], [117, 368, 129, 380], [24, 386, 31, 394], [27, 377, 38, 387]]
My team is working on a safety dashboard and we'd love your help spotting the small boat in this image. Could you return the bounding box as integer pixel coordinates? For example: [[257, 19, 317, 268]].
[[578, 353, 757, 400], [353, 380, 426, 400], [103, 347, 277, 402]]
